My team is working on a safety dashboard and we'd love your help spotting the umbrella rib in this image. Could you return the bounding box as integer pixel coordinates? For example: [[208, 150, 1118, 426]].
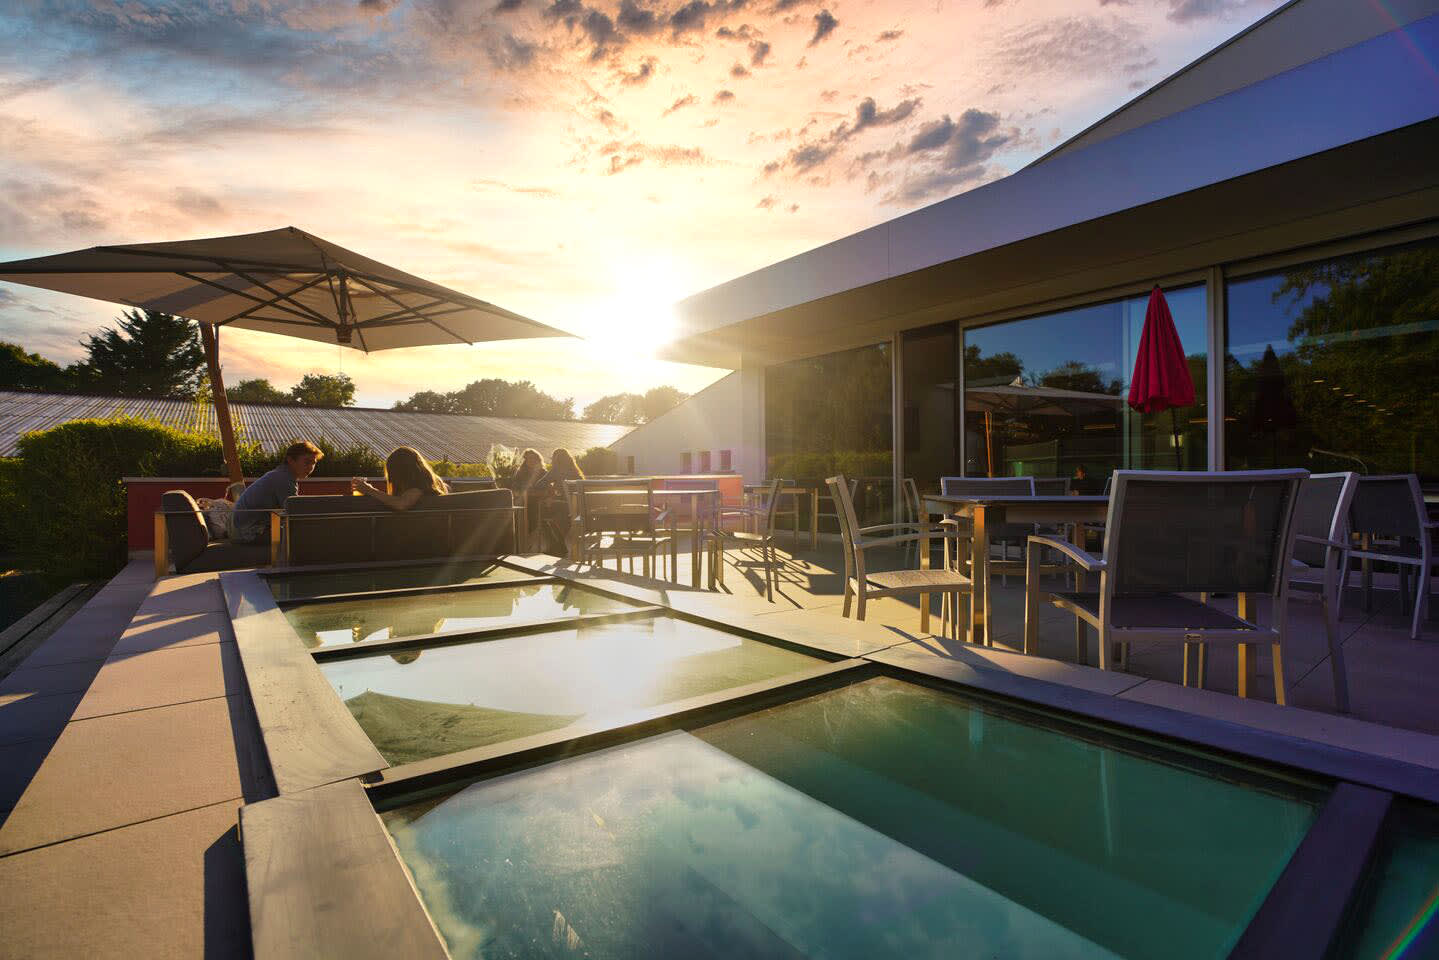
[[214, 263, 337, 326], [362, 295, 454, 326], [176, 271, 331, 326], [347, 275, 473, 345], [215, 274, 333, 327]]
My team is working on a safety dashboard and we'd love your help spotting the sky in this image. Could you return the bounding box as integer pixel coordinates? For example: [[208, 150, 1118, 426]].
[[0, 0, 1285, 413]]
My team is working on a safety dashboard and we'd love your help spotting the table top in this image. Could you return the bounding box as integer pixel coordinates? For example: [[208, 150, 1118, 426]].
[[653, 488, 721, 496], [924, 494, 1109, 505]]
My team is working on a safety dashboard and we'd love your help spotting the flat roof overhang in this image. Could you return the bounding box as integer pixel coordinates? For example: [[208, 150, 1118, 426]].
[[664, 15, 1439, 368]]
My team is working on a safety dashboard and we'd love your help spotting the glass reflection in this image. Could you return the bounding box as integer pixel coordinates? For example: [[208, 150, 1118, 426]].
[[1225, 240, 1438, 481], [322, 617, 819, 765], [283, 583, 636, 648], [765, 342, 894, 526], [384, 677, 1314, 960], [901, 323, 959, 497], [266, 560, 531, 602], [963, 285, 1207, 490]]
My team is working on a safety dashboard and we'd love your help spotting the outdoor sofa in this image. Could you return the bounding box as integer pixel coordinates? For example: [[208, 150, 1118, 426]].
[[280, 488, 517, 565], [155, 490, 272, 577]]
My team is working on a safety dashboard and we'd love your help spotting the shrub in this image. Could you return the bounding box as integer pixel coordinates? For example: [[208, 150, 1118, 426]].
[[577, 446, 620, 476], [432, 460, 493, 479], [486, 444, 521, 482]]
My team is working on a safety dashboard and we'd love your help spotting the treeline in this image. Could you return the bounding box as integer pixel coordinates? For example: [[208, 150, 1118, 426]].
[[0, 308, 358, 407], [2, 306, 692, 423]]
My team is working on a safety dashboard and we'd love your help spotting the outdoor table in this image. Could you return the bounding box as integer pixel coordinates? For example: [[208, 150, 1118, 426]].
[[922, 495, 1109, 646], [653, 487, 722, 586], [742, 484, 819, 548]]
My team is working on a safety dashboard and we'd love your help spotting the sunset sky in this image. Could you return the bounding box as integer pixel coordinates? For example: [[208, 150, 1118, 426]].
[[0, 0, 1283, 413]]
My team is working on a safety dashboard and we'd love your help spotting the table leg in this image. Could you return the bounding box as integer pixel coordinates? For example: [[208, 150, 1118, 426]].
[[1237, 643, 1254, 699], [970, 507, 989, 645], [919, 516, 931, 635], [810, 489, 819, 550], [1070, 521, 1087, 663]]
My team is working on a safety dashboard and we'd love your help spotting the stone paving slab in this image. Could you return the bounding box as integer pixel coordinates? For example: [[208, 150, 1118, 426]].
[[73, 641, 244, 721], [0, 657, 107, 698], [872, 639, 1150, 697], [0, 696, 249, 855], [0, 799, 248, 960], [0, 691, 84, 747], [109, 610, 233, 657]]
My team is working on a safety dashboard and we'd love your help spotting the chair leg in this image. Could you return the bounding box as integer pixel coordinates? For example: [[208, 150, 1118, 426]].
[[764, 543, 774, 602], [1237, 643, 1254, 699], [1271, 642, 1287, 706], [1096, 626, 1110, 671], [855, 592, 867, 623], [1411, 558, 1427, 640]]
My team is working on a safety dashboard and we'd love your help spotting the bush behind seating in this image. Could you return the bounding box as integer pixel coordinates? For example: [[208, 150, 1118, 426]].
[[5, 416, 387, 579]]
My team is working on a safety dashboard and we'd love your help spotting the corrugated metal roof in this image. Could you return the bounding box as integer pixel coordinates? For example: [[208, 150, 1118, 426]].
[[0, 391, 633, 461]]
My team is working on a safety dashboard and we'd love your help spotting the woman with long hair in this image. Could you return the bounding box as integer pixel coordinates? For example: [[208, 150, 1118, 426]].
[[509, 448, 547, 493], [538, 447, 584, 491], [536, 448, 584, 554], [352, 446, 450, 511]]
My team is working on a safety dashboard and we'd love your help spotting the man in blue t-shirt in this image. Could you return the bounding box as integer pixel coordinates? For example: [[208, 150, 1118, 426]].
[[231, 441, 322, 544]]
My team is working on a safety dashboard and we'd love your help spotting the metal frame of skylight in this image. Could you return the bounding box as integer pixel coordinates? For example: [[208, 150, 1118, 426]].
[[227, 554, 1439, 960]]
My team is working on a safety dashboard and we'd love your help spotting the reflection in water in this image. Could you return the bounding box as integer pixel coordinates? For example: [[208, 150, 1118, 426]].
[[284, 583, 635, 649], [321, 617, 817, 765], [267, 560, 531, 602], [383, 678, 1315, 960]]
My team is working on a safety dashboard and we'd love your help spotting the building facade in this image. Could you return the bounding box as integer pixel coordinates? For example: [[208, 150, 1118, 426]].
[[655, 0, 1439, 517]]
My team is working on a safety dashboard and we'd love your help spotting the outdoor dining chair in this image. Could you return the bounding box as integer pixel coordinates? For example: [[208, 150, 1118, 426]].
[[1023, 469, 1307, 705], [709, 477, 784, 599], [829, 474, 972, 640], [1287, 472, 1358, 711], [571, 479, 675, 582], [1347, 474, 1435, 639], [939, 476, 1036, 585]]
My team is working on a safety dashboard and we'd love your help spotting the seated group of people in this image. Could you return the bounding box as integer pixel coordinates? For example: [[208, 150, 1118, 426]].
[[226, 441, 585, 553]]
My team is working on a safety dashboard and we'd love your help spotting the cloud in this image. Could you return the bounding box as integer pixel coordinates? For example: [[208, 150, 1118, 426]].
[[990, 15, 1144, 77], [749, 39, 771, 65], [670, 0, 746, 37], [852, 96, 917, 131], [756, 195, 777, 208], [906, 116, 956, 153], [809, 9, 838, 45], [767, 94, 920, 175], [877, 29, 903, 41], [1167, 0, 1262, 21], [617, 0, 664, 34], [621, 57, 658, 84], [884, 108, 1011, 203], [470, 178, 559, 198], [730, 62, 750, 77], [663, 93, 699, 114], [600, 139, 710, 173], [714, 89, 736, 102], [494, 0, 525, 10]]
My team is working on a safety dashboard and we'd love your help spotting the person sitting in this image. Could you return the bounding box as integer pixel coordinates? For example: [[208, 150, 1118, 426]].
[[508, 448, 546, 495], [231, 441, 322, 544], [352, 446, 449, 511], [535, 448, 584, 554]]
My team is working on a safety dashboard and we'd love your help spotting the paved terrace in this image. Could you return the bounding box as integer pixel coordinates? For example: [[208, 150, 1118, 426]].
[[0, 542, 1434, 957]]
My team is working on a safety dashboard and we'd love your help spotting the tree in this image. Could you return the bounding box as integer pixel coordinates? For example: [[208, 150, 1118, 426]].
[[638, 386, 687, 423], [289, 372, 356, 408], [0, 341, 71, 392], [227, 378, 289, 404], [393, 390, 458, 413], [582, 386, 688, 424], [77, 309, 206, 397], [583, 392, 642, 424]]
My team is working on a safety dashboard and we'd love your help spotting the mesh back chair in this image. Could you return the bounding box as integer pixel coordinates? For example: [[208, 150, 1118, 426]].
[[939, 476, 1037, 585], [1023, 470, 1307, 705], [573, 479, 675, 581], [1032, 477, 1072, 496], [816, 477, 860, 536], [1348, 474, 1434, 639], [710, 478, 785, 599], [1288, 472, 1358, 711], [829, 475, 972, 640]]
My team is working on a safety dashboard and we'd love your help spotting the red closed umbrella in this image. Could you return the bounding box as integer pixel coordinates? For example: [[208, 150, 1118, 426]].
[[1128, 286, 1195, 468]]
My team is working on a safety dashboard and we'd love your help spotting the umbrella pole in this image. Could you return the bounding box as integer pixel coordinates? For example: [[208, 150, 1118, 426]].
[[200, 324, 244, 484], [1173, 408, 1183, 470]]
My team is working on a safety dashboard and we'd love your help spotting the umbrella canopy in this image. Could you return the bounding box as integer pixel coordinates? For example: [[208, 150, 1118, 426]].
[[1127, 286, 1195, 413], [1128, 285, 1195, 469], [966, 378, 1122, 418], [0, 226, 566, 350], [0, 227, 570, 485]]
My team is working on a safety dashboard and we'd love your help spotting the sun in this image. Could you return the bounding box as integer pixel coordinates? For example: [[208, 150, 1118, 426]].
[[580, 256, 688, 362]]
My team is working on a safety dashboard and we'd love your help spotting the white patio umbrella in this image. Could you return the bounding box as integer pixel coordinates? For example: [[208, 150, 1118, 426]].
[[0, 227, 570, 481]]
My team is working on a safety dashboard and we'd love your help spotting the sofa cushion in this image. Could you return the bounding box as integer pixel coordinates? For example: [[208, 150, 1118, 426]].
[[282, 489, 515, 565], [183, 540, 273, 573], [161, 490, 210, 573]]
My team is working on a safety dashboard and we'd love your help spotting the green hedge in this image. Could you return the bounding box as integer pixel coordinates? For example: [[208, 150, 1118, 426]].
[[432, 460, 494, 479], [766, 450, 893, 482]]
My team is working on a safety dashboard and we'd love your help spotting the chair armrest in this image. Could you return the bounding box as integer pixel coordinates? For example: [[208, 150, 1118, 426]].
[[857, 529, 968, 550], [857, 521, 959, 537], [1295, 533, 1349, 551], [1027, 534, 1105, 572]]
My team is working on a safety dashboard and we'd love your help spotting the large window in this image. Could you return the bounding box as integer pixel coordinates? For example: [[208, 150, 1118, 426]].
[[1225, 239, 1438, 481], [963, 285, 1208, 491], [766, 342, 893, 523]]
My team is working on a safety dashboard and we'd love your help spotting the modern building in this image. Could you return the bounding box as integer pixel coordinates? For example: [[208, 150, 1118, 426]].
[[649, 0, 1439, 514]]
